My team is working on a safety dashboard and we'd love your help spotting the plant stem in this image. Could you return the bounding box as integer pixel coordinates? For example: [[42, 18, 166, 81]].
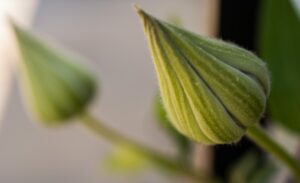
[[78, 112, 218, 183], [247, 125, 300, 181]]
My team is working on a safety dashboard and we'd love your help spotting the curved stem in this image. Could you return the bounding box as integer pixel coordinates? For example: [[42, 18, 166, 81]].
[[78, 112, 218, 183], [247, 125, 300, 181]]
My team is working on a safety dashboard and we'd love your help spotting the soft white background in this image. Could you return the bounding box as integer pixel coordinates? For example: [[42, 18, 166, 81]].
[[0, 1, 211, 183]]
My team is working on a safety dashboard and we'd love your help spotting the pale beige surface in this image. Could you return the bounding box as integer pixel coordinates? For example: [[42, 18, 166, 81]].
[[0, 0, 38, 122], [0, 1, 211, 183]]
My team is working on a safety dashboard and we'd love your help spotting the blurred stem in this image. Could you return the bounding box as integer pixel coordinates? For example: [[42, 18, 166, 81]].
[[247, 125, 300, 181], [78, 112, 218, 183]]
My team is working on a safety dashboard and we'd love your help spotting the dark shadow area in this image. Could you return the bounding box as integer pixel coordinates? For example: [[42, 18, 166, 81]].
[[213, 0, 265, 181]]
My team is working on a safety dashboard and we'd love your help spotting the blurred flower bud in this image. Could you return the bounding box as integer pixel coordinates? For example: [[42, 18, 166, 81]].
[[12, 22, 96, 126], [136, 7, 270, 144]]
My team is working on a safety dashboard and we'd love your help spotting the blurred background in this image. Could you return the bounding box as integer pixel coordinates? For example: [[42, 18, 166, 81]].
[[0, 0, 299, 183]]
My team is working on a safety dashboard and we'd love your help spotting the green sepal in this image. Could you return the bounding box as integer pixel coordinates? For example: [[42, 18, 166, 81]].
[[12, 22, 96, 126], [136, 6, 270, 144], [153, 94, 190, 162]]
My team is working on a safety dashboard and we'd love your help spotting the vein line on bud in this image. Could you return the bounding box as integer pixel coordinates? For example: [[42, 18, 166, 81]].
[[164, 23, 270, 96], [156, 22, 248, 130], [157, 22, 266, 128], [148, 23, 215, 143], [150, 20, 244, 143]]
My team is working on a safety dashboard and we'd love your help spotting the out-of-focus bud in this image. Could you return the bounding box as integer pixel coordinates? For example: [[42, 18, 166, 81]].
[[12, 22, 96, 126], [135, 7, 270, 144]]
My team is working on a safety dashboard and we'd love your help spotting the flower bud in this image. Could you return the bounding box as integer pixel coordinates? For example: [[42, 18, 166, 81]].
[[154, 94, 190, 155], [12, 23, 96, 126], [136, 7, 270, 144]]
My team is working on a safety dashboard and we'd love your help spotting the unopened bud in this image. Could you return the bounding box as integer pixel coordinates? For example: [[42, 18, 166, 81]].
[[12, 22, 96, 126], [136, 7, 270, 144]]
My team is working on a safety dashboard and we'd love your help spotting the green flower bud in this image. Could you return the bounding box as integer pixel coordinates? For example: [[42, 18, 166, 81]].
[[136, 7, 270, 144], [12, 22, 96, 126], [153, 94, 190, 158]]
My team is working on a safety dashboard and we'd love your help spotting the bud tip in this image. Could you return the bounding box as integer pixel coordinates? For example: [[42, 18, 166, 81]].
[[133, 4, 146, 18], [132, 4, 141, 13]]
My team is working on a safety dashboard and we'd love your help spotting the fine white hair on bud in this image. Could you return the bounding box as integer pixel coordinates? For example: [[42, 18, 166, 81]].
[[136, 7, 270, 144]]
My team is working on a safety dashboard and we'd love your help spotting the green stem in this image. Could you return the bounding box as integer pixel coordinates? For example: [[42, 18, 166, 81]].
[[78, 112, 218, 183], [247, 125, 300, 181]]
